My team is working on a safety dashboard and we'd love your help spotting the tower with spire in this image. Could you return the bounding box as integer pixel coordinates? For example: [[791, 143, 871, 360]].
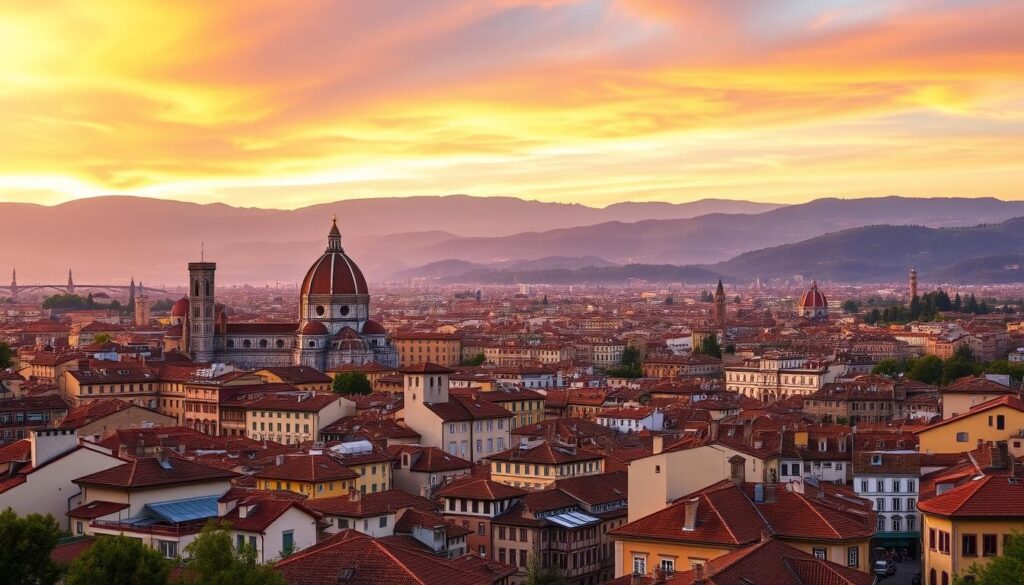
[[66, 269, 75, 295], [128, 277, 136, 310], [714, 279, 727, 329], [9, 269, 17, 301]]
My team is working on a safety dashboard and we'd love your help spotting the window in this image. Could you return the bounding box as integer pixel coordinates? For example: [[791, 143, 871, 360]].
[[478, 522, 485, 535], [956, 432, 969, 443], [892, 515, 902, 531], [633, 556, 647, 575], [877, 515, 886, 532], [962, 534, 978, 557], [847, 547, 858, 568], [812, 548, 826, 559], [237, 535, 245, 550], [983, 534, 998, 556], [997, 415, 1005, 430], [659, 559, 675, 573], [282, 530, 294, 555], [157, 540, 177, 559], [939, 531, 951, 554]]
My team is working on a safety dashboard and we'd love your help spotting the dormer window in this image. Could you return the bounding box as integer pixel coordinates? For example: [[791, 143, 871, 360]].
[[871, 455, 882, 466]]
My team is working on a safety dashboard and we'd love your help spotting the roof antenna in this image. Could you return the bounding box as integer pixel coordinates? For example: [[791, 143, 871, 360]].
[[201, 241, 205, 262]]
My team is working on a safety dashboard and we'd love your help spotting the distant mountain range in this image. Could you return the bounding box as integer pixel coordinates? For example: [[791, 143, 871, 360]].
[[712, 218, 1024, 282], [2, 194, 1024, 285]]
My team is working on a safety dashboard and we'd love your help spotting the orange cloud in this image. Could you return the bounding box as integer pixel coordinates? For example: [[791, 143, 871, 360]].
[[0, 0, 1021, 207]]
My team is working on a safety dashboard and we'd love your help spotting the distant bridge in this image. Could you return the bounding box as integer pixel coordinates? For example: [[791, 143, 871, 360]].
[[1, 269, 168, 300]]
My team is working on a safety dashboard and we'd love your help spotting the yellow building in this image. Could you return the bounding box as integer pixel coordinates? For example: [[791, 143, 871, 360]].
[[940, 376, 1017, 419], [610, 480, 875, 578], [915, 396, 1024, 454], [326, 445, 395, 495], [254, 454, 359, 499], [456, 387, 545, 429], [237, 392, 354, 445], [252, 366, 332, 392], [919, 469, 1024, 584], [392, 332, 462, 367], [488, 440, 605, 490]]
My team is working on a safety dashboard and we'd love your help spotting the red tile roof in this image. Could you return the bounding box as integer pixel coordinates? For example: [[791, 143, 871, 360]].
[[917, 472, 1024, 518], [274, 529, 509, 585], [73, 456, 237, 489], [253, 455, 359, 483], [305, 489, 437, 518], [437, 477, 526, 501]]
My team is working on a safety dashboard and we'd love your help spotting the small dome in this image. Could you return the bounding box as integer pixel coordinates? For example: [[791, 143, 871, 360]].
[[333, 326, 361, 340], [798, 281, 828, 309], [171, 297, 190, 317], [300, 321, 329, 336], [362, 319, 387, 335]]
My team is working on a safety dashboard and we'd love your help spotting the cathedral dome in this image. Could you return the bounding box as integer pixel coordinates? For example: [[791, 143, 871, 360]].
[[798, 281, 828, 310], [171, 297, 190, 317], [362, 319, 387, 335], [300, 321, 329, 336], [300, 218, 368, 296]]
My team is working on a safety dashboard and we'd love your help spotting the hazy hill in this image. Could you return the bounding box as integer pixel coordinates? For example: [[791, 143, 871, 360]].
[[3, 194, 1024, 285], [0, 195, 776, 285], [439, 264, 725, 285], [713, 218, 1024, 281]]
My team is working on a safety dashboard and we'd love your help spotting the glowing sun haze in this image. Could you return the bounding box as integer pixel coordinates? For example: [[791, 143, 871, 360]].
[[2, 0, 1023, 208]]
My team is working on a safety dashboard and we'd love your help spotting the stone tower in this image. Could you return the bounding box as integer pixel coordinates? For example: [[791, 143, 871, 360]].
[[134, 283, 150, 327], [128, 277, 136, 309], [9, 269, 17, 301], [67, 269, 75, 295], [909, 268, 918, 300], [187, 261, 216, 363], [714, 279, 726, 329]]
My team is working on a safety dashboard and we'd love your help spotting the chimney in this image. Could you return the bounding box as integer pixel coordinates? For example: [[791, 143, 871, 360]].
[[30, 429, 78, 468], [349, 488, 361, 502], [275, 454, 285, 466], [743, 420, 753, 443], [177, 443, 186, 455], [652, 435, 664, 455], [709, 420, 720, 441], [682, 497, 699, 531], [691, 563, 705, 585], [993, 441, 1010, 470]]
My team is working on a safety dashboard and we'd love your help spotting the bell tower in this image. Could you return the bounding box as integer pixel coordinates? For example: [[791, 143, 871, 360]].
[[187, 261, 216, 363], [714, 279, 726, 329]]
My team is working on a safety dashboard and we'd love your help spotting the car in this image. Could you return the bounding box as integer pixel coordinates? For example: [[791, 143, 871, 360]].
[[873, 560, 896, 577]]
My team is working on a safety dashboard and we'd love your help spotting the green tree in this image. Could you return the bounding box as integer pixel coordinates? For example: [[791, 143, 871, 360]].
[[92, 333, 113, 344], [953, 344, 975, 363], [331, 372, 372, 395], [65, 536, 169, 585], [907, 355, 944, 385], [0, 508, 64, 585], [956, 532, 1024, 584], [0, 341, 13, 368], [462, 353, 486, 367], [177, 521, 286, 585], [524, 552, 566, 585], [872, 358, 907, 377], [606, 346, 642, 378], [664, 295, 673, 305], [695, 335, 722, 359], [841, 300, 860, 314]]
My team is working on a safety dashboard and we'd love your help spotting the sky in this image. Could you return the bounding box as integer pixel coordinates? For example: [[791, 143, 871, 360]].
[[1, 0, 1023, 209]]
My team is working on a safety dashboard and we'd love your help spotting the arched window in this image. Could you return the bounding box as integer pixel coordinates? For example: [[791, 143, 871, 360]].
[[205, 279, 211, 296], [194, 280, 199, 296], [941, 572, 948, 585], [892, 515, 902, 531], [929, 569, 936, 585]]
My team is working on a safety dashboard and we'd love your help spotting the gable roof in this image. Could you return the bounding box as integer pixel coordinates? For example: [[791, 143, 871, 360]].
[[74, 456, 237, 489], [917, 472, 1024, 518]]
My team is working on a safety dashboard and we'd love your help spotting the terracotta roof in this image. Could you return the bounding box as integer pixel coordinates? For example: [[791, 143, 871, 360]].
[[437, 477, 527, 501], [221, 494, 320, 533], [274, 529, 509, 585], [387, 445, 472, 472], [917, 472, 1024, 518], [426, 394, 512, 422], [67, 500, 129, 519], [914, 395, 1024, 433], [254, 455, 359, 483], [667, 538, 874, 585], [488, 441, 604, 465], [74, 456, 237, 489], [306, 489, 437, 518], [399, 362, 456, 374]]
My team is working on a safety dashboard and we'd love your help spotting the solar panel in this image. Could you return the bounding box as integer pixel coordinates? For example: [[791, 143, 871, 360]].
[[546, 510, 600, 529], [144, 495, 220, 524]]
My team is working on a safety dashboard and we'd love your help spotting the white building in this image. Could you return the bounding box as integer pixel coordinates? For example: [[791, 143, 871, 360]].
[[852, 450, 921, 555], [596, 407, 665, 433], [725, 353, 833, 402]]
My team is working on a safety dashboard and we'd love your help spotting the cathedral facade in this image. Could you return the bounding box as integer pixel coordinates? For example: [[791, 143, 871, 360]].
[[165, 219, 397, 370]]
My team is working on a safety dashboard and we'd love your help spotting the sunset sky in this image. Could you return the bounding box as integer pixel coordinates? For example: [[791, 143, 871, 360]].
[[2, 0, 1023, 208]]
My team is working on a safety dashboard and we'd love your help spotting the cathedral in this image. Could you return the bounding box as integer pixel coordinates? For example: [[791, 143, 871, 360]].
[[165, 219, 397, 370]]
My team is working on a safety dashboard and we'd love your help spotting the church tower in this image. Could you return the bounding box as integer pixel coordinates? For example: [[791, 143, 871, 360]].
[[134, 281, 150, 327], [187, 261, 216, 363], [128, 277, 136, 309], [909, 268, 918, 300], [714, 279, 726, 329], [10, 269, 17, 301], [67, 269, 75, 295]]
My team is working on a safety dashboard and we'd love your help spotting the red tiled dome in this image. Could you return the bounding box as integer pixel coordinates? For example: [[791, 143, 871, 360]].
[[300, 219, 367, 296], [798, 281, 827, 309], [171, 297, 190, 317], [362, 319, 386, 335], [300, 321, 329, 336]]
